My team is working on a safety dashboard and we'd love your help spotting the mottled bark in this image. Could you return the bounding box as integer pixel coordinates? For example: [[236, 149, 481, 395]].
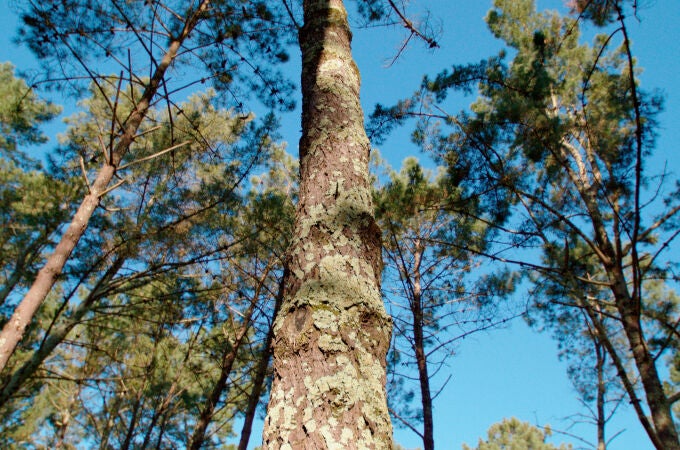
[[0, 0, 211, 373], [262, 0, 393, 448]]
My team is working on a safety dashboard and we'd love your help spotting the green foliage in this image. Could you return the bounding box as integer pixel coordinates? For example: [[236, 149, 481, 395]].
[[0, 77, 291, 448], [374, 157, 504, 438], [0, 63, 61, 165], [355, 0, 388, 22], [0, 159, 77, 310], [463, 418, 572, 450], [371, 0, 680, 446], [564, 0, 640, 27], [0, 65, 74, 311], [16, 0, 295, 110]]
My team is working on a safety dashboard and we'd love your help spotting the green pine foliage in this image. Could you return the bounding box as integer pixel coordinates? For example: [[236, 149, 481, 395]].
[[371, 0, 680, 447], [0, 79, 291, 447], [463, 418, 572, 450]]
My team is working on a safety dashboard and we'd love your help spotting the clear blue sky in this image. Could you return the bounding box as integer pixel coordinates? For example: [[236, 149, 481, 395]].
[[1, 1, 679, 449]]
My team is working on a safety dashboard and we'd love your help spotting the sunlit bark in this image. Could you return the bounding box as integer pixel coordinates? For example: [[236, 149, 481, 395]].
[[262, 0, 393, 448]]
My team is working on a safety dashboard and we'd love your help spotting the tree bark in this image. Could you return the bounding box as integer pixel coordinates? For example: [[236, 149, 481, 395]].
[[121, 386, 146, 450], [262, 0, 393, 448], [0, 0, 211, 373]]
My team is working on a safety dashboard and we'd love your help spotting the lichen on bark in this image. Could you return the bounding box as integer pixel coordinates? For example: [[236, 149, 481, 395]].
[[262, 0, 393, 448]]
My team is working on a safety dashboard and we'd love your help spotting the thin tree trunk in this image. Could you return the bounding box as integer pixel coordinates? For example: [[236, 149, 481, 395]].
[[187, 335, 241, 450], [262, 0, 393, 448], [583, 299, 661, 449], [142, 319, 205, 449], [155, 414, 169, 450], [121, 387, 145, 450], [140, 402, 164, 450], [140, 381, 183, 450], [411, 244, 434, 450], [238, 273, 285, 450], [188, 282, 264, 450], [595, 340, 606, 450], [98, 395, 122, 450], [0, 0, 211, 373], [612, 272, 680, 450], [0, 171, 112, 373]]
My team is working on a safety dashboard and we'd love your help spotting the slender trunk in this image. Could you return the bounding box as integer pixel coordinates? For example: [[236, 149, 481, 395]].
[[140, 404, 162, 450], [262, 1, 393, 448], [238, 273, 285, 450], [156, 415, 168, 450], [0, 165, 114, 372], [98, 395, 122, 450], [121, 387, 146, 450], [188, 295, 260, 450], [187, 334, 243, 450], [0, 257, 124, 408], [141, 324, 204, 449], [140, 382, 179, 450], [155, 414, 169, 450], [595, 340, 606, 450], [411, 244, 434, 450], [610, 272, 680, 450], [583, 300, 660, 448], [0, 0, 211, 372]]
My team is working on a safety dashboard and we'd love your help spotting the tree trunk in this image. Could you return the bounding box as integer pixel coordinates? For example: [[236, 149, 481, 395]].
[[155, 414, 169, 450], [610, 272, 680, 450], [98, 395, 122, 450], [188, 300, 255, 450], [0, 165, 115, 373], [262, 0, 393, 448], [411, 244, 434, 450], [0, 0, 211, 373], [121, 387, 145, 450], [140, 381, 179, 449], [238, 273, 285, 450], [595, 340, 606, 450]]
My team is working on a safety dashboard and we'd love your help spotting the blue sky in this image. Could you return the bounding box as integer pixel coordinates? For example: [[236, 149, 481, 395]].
[[1, 1, 679, 449]]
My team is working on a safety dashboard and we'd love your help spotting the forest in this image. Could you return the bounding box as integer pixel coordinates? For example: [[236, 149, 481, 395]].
[[0, 0, 679, 449]]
